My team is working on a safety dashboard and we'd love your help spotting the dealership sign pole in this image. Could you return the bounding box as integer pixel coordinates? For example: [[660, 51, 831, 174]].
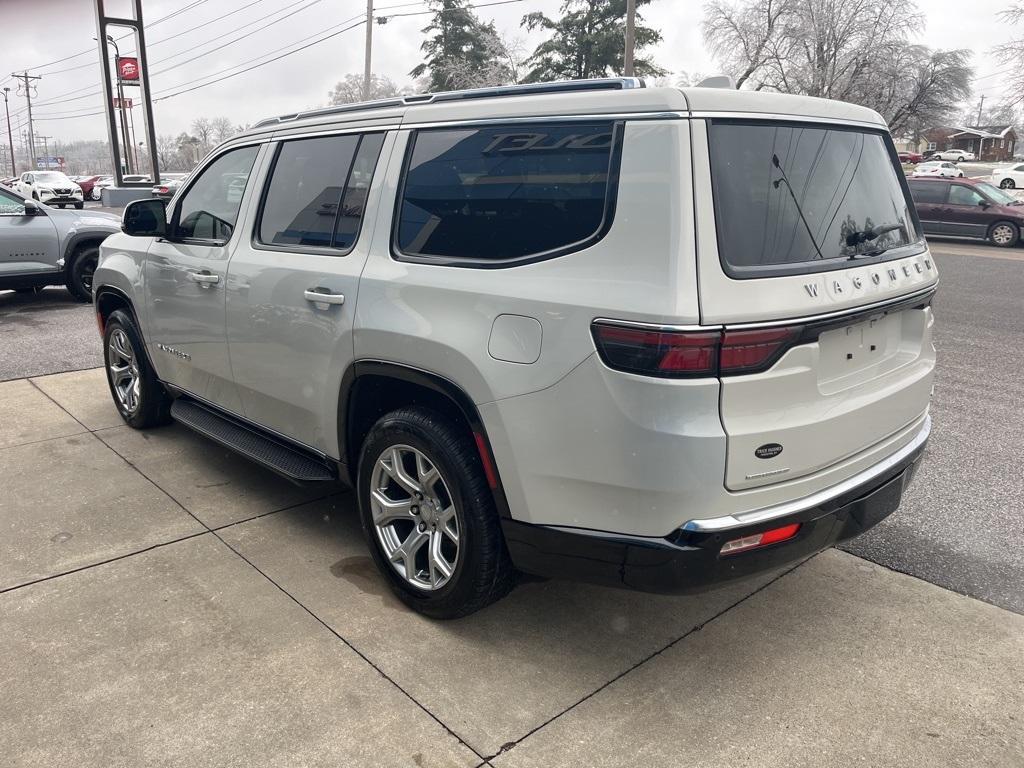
[[93, 0, 160, 189]]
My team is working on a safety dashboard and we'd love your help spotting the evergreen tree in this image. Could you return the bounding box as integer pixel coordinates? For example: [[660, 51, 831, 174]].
[[410, 0, 510, 91], [522, 0, 665, 83]]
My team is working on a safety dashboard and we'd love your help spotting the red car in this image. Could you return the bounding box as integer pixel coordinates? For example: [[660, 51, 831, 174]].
[[74, 175, 106, 200], [898, 151, 923, 164]]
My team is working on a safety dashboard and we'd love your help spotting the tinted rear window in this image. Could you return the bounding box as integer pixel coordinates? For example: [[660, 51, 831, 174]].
[[908, 181, 947, 204], [395, 122, 620, 264], [709, 120, 923, 276]]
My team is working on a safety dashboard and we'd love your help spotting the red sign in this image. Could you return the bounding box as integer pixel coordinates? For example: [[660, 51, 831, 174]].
[[117, 56, 139, 83]]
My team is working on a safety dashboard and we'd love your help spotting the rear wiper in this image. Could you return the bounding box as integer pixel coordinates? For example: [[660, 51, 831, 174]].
[[845, 223, 905, 258]]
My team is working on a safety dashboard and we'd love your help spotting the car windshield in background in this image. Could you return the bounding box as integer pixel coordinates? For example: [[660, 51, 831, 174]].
[[708, 120, 923, 276], [977, 181, 1020, 205]]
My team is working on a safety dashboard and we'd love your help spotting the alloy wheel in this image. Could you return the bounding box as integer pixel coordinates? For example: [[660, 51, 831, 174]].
[[107, 328, 141, 414], [1001, 178, 1015, 189], [991, 224, 1016, 245], [369, 444, 460, 591]]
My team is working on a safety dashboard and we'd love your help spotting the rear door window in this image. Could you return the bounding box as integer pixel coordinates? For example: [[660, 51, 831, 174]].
[[395, 122, 621, 266], [908, 181, 947, 205], [708, 120, 924, 277], [257, 132, 384, 251]]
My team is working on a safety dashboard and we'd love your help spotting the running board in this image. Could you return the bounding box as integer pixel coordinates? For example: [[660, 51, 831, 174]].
[[170, 399, 337, 483]]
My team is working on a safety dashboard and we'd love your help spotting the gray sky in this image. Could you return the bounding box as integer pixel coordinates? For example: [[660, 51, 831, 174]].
[[0, 0, 1018, 151]]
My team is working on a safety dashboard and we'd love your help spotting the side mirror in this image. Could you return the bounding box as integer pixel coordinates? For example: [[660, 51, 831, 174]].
[[23, 199, 41, 216], [122, 198, 167, 237], [979, 200, 991, 209]]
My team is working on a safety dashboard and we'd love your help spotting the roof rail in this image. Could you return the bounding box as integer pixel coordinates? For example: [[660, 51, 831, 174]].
[[252, 78, 646, 129]]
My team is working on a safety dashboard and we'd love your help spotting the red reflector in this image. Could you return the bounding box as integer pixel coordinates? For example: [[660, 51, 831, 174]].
[[95, 311, 105, 337], [720, 523, 801, 556], [719, 327, 801, 374], [473, 432, 499, 490]]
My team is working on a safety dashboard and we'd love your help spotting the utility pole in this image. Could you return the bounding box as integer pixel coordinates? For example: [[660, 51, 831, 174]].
[[11, 72, 41, 171], [976, 95, 985, 125], [363, 0, 373, 100], [624, 0, 636, 77], [1, 87, 15, 175]]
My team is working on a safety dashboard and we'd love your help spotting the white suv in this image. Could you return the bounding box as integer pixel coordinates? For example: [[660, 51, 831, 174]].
[[15, 171, 85, 208], [93, 80, 936, 618]]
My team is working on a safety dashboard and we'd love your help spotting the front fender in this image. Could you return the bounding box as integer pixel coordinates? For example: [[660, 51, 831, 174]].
[[94, 232, 151, 336]]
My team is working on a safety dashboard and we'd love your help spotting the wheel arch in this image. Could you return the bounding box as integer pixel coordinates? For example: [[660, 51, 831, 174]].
[[340, 360, 512, 519], [62, 231, 108, 264]]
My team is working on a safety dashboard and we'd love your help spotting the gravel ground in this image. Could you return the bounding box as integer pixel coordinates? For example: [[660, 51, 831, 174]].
[[1, 238, 1021, 611]]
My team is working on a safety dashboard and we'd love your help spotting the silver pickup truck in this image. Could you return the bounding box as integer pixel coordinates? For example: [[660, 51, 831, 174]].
[[0, 184, 120, 300]]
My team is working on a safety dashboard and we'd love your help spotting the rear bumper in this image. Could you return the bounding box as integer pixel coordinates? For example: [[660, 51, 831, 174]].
[[502, 422, 927, 594]]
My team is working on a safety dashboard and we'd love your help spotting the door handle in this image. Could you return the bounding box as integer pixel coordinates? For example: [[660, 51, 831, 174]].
[[189, 271, 219, 285], [304, 288, 345, 306]]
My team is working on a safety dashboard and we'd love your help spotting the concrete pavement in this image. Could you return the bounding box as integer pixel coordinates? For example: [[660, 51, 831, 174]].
[[1, 368, 1022, 766]]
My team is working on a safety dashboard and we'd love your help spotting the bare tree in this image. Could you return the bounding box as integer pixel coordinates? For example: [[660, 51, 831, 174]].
[[329, 73, 404, 104], [211, 116, 237, 143], [702, 0, 972, 131], [190, 117, 214, 153], [994, 4, 1024, 107]]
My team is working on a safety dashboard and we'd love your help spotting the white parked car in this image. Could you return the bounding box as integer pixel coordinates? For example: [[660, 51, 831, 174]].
[[93, 80, 937, 617], [14, 171, 85, 209], [929, 149, 975, 162], [912, 161, 964, 179], [990, 162, 1024, 189]]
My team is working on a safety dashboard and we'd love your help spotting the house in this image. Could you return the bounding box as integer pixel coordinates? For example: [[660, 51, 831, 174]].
[[947, 125, 1017, 161]]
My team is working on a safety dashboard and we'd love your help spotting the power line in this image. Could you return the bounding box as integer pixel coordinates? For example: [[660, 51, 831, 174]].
[[376, 0, 524, 19]]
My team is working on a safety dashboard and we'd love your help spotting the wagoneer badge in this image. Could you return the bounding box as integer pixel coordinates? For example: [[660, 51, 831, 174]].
[[755, 443, 784, 459]]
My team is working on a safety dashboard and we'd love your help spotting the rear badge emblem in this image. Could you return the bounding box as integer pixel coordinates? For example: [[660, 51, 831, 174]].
[[755, 443, 784, 459]]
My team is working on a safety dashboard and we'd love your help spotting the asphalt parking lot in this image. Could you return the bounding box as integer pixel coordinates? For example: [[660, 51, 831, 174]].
[[1, 237, 1023, 766]]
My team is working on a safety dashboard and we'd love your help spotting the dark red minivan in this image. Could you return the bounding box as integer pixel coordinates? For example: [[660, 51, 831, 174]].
[[908, 176, 1024, 247]]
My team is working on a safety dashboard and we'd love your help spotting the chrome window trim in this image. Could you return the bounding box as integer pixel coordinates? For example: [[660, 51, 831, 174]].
[[681, 415, 931, 533], [690, 111, 887, 130], [590, 283, 936, 334], [271, 123, 401, 142], [723, 284, 937, 330]]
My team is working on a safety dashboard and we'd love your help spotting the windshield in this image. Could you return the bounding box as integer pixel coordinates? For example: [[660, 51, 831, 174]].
[[35, 172, 69, 183], [977, 181, 1018, 205], [709, 120, 923, 276]]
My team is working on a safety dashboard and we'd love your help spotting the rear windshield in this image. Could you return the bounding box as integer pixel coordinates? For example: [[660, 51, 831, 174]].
[[708, 120, 923, 277]]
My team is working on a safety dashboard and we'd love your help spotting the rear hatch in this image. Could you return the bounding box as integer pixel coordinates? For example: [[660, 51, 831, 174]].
[[694, 117, 937, 491]]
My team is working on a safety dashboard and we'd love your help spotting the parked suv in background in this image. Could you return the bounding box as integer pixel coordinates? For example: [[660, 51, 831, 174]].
[[908, 176, 1024, 246], [94, 80, 937, 618], [14, 171, 85, 208], [1, 185, 119, 298]]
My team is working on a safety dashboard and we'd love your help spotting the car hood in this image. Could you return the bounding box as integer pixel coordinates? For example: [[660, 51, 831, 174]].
[[44, 206, 121, 230]]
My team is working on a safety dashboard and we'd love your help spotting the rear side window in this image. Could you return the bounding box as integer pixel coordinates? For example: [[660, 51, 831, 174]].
[[258, 133, 384, 251], [908, 181, 947, 204], [708, 120, 923, 277], [395, 122, 621, 266]]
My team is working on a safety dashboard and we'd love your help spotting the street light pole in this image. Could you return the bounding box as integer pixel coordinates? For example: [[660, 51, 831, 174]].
[[1, 87, 15, 175]]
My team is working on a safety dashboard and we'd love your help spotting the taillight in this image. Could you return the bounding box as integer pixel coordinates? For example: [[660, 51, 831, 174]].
[[719, 327, 802, 374], [591, 324, 720, 377], [592, 322, 803, 378]]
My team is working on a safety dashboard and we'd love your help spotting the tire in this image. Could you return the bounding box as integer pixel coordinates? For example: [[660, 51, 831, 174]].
[[357, 407, 514, 619], [66, 244, 99, 302], [102, 309, 172, 429], [74, 202, 84, 209], [57, 204, 66, 209], [32, 192, 38, 200], [1001, 178, 1016, 189], [988, 221, 1019, 248], [91, 188, 100, 201]]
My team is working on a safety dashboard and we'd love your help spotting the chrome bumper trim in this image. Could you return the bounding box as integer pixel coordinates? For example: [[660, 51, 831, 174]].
[[681, 415, 931, 533]]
